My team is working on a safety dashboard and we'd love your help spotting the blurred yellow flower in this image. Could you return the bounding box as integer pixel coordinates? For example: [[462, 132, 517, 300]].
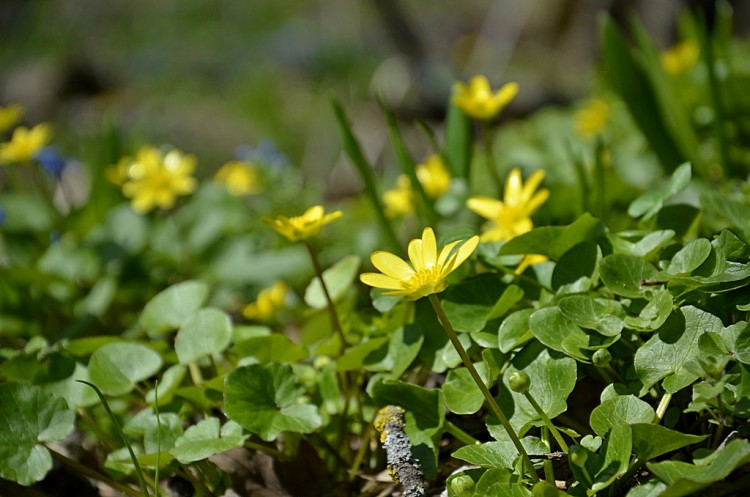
[[214, 160, 263, 196], [0, 104, 23, 134], [0, 124, 52, 165], [360, 227, 479, 301], [515, 254, 549, 275], [417, 154, 451, 198], [661, 40, 699, 75], [383, 155, 452, 218], [265, 205, 343, 242], [106, 156, 134, 186], [467, 168, 549, 242], [120, 146, 198, 213], [574, 99, 610, 139], [452, 76, 519, 120], [383, 174, 414, 218], [242, 281, 288, 322]]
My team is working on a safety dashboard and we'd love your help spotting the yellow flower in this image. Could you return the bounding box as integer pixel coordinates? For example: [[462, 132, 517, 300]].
[[661, 40, 699, 75], [120, 146, 198, 213], [383, 175, 415, 218], [265, 205, 343, 242], [214, 160, 263, 196], [515, 254, 549, 275], [574, 99, 610, 139], [106, 156, 134, 186], [242, 281, 288, 322], [360, 227, 479, 301], [383, 155, 452, 218], [0, 104, 23, 134], [467, 168, 549, 242], [452, 76, 519, 121], [0, 124, 52, 165], [417, 154, 451, 198]]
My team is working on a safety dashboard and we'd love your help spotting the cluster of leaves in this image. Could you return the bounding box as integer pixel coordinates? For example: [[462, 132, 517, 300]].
[[3, 8, 750, 497]]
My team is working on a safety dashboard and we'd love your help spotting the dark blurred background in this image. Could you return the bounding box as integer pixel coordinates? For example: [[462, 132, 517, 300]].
[[1, 0, 748, 187]]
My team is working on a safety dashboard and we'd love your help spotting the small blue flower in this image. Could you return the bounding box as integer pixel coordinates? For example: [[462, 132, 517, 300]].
[[0, 205, 6, 226], [35, 146, 67, 179]]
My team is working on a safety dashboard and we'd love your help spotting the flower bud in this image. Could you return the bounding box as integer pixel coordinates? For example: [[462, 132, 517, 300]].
[[509, 371, 531, 393], [592, 348, 612, 367]]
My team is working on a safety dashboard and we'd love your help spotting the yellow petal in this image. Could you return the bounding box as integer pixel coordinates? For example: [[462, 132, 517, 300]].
[[450, 235, 480, 270], [504, 168, 523, 203], [408, 238, 425, 271], [370, 251, 414, 280], [323, 210, 343, 224], [422, 227, 438, 268], [467, 196, 503, 220], [359, 273, 403, 290], [525, 189, 550, 215], [521, 169, 545, 201], [437, 239, 462, 268]]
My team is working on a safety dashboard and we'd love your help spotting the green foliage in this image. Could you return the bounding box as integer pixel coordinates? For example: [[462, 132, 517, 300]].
[[4, 6, 750, 496]]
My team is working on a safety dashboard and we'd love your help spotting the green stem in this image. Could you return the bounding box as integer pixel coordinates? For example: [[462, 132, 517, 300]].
[[428, 294, 540, 482], [305, 241, 346, 356], [699, 21, 731, 177], [48, 447, 143, 497], [348, 422, 374, 481], [330, 96, 401, 253], [481, 121, 503, 196], [445, 421, 480, 446], [541, 427, 555, 484], [523, 391, 569, 453]]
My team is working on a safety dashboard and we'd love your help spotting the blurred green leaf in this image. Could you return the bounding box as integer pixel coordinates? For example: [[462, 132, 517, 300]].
[[224, 363, 322, 441], [628, 163, 692, 221], [304, 255, 360, 309], [499, 213, 605, 260], [88, 342, 163, 396], [371, 380, 445, 434], [601, 15, 685, 172], [233, 334, 309, 364], [175, 308, 232, 364], [140, 280, 209, 334]]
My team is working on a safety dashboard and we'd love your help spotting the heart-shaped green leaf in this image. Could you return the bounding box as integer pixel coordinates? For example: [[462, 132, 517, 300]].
[[170, 417, 248, 463], [635, 306, 723, 395], [590, 395, 655, 437], [631, 423, 707, 460], [140, 280, 209, 333], [88, 342, 163, 396], [175, 308, 232, 364], [0, 383, 75, 485], [499, 213, 605, 260], [224, 363, 321, 441]]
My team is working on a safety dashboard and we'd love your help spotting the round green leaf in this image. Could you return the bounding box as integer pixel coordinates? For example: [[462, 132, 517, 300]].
[[666, 239, 712, 275], [175, 308, 232, 364], [233, 334, 309, 364], [0, 383, 75, 485], [498, 309, 534, 353], [558, 296, 624, 337], [304, 255, 361, 309], [170, 418, 248, 463], [224, 363, 322, 441], [140, 280, 209, 333], [599, 254, 662, 298], [443, 366, 486, 415], [589, 395, 655, 437], [88, 342, 163, 396]]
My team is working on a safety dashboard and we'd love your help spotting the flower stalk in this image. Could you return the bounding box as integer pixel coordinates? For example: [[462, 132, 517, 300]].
[[428, 294, 539, 482], [304, 241, 346, 355]]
